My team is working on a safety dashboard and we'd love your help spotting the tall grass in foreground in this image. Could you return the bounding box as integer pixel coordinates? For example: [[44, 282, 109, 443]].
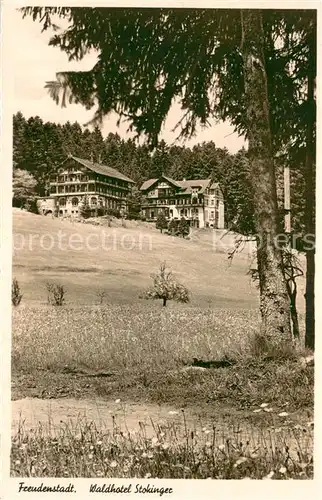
[[11, 414, 313, 479]]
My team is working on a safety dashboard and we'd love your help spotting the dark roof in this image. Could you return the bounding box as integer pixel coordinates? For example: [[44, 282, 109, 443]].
[[67, 155, 135, 183], [140, 176, 218, 194]]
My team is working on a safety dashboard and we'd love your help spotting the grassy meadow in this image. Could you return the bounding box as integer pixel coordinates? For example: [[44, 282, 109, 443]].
[[11, 209, 313, 478], [13, 208, 264, 308], [12, 306, 312, 411]]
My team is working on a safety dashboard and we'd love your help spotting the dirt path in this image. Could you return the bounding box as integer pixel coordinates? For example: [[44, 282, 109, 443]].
[[12, 397, 226, 437], [12, 397, 313, 461]]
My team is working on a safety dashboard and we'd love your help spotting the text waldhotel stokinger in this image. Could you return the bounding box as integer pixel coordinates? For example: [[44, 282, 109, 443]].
[[17, 481, 173, 496]]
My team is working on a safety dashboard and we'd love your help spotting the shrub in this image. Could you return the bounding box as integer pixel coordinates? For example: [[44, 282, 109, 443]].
[[46, 283, 66, 306], [168, 218, 178, 235], [106, 208, 121, 218], [23, 198, 39, 214], [140, 262, 189, 307], [96, 290, 108, 305], [96, 207, 105, 217], [12, 278, 23, 307]]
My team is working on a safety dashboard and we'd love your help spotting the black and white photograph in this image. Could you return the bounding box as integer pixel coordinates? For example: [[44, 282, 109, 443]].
[[1, 0, 319, 495]]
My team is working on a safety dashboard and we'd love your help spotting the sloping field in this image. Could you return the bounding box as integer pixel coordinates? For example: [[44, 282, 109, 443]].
[[12, 208, 305, 310]]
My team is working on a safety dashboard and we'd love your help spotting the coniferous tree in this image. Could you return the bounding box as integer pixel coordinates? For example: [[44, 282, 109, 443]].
[[156, 211, 168, 233], [178, 217, 190, 238]]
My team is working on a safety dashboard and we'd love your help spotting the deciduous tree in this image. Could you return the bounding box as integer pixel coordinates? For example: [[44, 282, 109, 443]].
[[141, 262, 189, 307], [12, 168, 37, 208]]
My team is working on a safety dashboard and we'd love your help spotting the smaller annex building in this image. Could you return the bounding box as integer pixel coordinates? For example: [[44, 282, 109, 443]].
[[140, 176, 225, 229], [37, 154, 135, 217]]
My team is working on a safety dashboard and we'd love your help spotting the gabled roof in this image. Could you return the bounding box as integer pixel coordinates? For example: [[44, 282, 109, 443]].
[[176, 179, 214, 194], [64, 155, 135, 183], [140, 176, 182, 191], [162, 176, 182, 188], [140, 176, 219, 194], [140, 178, 158, 191]]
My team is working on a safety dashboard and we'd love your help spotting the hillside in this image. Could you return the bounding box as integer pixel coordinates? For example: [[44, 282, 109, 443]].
[[12, 209, 305, 310]]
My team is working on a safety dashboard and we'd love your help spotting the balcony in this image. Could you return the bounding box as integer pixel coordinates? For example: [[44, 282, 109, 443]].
[[141, 201, 204, 208]]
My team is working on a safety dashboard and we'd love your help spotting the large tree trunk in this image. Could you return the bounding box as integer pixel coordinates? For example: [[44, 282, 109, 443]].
[[304, 30, 316, 351], [241, 10, 291, 343]]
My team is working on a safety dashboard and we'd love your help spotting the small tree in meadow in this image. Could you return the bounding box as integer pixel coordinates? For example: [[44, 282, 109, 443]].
[[12, 278, 23, 306], [178, 217, 190, 238], [141, 262, 189, 307], [156, 211, 168, 233]]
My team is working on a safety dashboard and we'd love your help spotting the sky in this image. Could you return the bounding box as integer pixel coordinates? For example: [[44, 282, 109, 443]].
[[12, 7, 247, 153]]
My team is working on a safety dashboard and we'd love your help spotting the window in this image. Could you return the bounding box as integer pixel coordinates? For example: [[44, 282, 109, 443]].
[[211, 199, 215, 205], [59, 197, 66, 206], [91, 197, 97, 206], [216, 199, 219, 208], [72, 197, 79, 207], [210, 211, 214, 218]]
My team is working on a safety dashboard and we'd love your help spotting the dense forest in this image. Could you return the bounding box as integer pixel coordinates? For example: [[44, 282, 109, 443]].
[[13, 111, 306, 238]]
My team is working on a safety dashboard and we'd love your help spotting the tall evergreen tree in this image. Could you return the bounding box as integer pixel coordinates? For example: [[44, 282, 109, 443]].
[[20, 7, 316, 343]]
